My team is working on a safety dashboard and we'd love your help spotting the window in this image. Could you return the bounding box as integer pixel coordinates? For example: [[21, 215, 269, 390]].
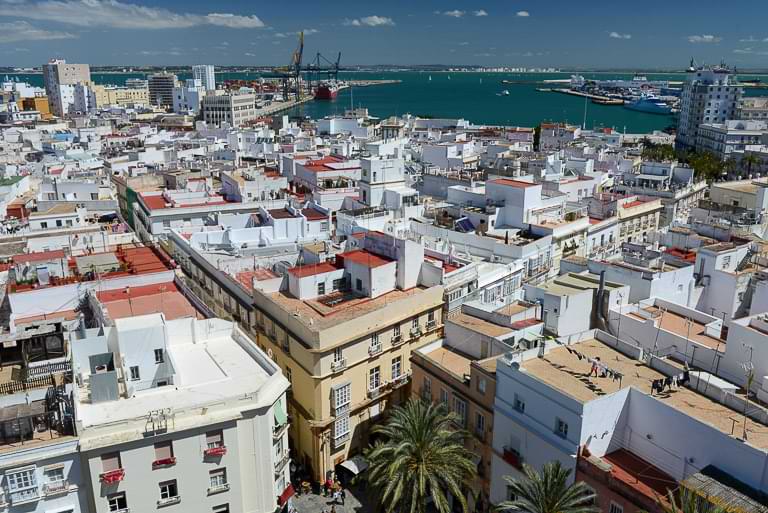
[[609, 502, 624, 513], [369, 366, 380, 391], [56, 220, 63, 227], [213, 504, 230, 513], [440, 388, 449, 405], [722, 255, 731, 268], [506, 487, 517, 501], [555, 418, 569, 438], [210, 468, 227, 488], [412, 318, 419, 329], [453, 397, 467, 426], [391, 356, 402, 380], [423, 376, 432, 397], [356, 278, 363, 291], [477, 377, 487, 394], [6, 467, 38, 501], [332, 278, 345, 291], [428, 310, 435, 323], [154, 441, 173, 461], [101, 452, 121, 472], [475, 412, 485, 434], [206, 430, 224, 449], [154, 348, 164, 364], [334, 415, 350, 441], [108, 492, 127, 512], [45, 467, 65, 484], [40, 222, 48, 229], [333, 347, 343, 364], [129, 366, 140, 381], [514, 395, 526, 413], [333, 382, 351, 415], [393, 324, 401, 338], [371, 333, 380, 349], [159, 480, 179, 500], [286, 367, 292, 384], [317, 282, 325, 296]]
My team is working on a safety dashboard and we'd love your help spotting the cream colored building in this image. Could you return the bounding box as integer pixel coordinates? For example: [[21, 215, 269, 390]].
[[167, 226, 446, 481], [93, 84, 150, 108]]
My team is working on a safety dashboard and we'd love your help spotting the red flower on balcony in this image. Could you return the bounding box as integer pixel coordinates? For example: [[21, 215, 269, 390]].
[[204, 446, 227, 457], [502, 447, 524, 470], [152, 457, 177, 468], [100, 468, 125, 484]]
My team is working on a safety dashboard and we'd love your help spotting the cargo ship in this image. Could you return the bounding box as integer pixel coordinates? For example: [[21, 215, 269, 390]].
[[623, 95, 673, 115], [315, 82, 338, 100]]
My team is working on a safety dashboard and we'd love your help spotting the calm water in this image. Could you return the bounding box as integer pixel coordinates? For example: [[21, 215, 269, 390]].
[[7, 70, 768, 133]]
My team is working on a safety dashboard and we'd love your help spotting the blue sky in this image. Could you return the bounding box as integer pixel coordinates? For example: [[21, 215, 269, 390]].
[[1, 0, 767, 69]]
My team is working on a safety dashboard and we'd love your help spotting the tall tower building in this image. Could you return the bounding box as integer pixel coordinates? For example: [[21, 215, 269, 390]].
[[192, 64, 216, 92], [42, 59, 91, 117], [148, 72, 178, 108], [676, 61, 743, 151]]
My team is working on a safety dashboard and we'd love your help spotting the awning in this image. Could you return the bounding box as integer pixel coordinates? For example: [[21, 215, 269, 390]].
[[274, 401, 287, 426], [338, 455, 368, 475], [278, 483, 295, 506]]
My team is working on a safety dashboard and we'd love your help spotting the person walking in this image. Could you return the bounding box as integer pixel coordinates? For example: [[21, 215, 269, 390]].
[[340, 488, 346, 505]]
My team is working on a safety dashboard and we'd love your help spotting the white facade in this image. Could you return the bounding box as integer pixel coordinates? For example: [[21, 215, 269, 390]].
[[173, 79, 205, 115], [42, 59, 91, 117], [192, 65, 216, 92], [73, 314, 291, 513]]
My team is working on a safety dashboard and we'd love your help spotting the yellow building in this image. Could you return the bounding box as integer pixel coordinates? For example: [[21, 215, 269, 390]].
[[168, 228, 446, 481], [20, 97, 52, 119], [92, 84, 149, 107]]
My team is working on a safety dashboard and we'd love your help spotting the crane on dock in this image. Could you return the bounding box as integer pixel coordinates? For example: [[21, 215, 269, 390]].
[[306, 51, 341, 93], [274, 31, 305, 100]]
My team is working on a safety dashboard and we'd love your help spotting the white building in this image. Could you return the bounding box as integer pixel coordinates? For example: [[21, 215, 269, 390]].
[[490, 329, 768, 505], [173, 79, 205, 115], [201, 93, 257, 128], [696, 120, 768, 160], [676, 63, 742, 150], [72, 314, 291, 513], [192, 65, 216, 92], [42, 59, 91, 117]]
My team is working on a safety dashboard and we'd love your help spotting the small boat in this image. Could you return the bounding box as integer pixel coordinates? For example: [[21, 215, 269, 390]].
[[428, 75, 432, 81], [497, 90, 510, 96], [624, 95, 672, 115]]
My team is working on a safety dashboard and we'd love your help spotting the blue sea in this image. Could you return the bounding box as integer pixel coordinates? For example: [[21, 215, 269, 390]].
[[7, 70, 768, 133]]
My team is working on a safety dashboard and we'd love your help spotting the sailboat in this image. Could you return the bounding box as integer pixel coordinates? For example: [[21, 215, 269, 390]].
[[428, 75, 432, 81]]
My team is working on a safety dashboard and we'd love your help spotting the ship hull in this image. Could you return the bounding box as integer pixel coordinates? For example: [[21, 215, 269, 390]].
[[315, 85, 338, 100]]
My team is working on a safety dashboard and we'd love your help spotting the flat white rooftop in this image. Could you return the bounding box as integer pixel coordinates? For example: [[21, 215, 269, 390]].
[[76, 315, 273, 429]]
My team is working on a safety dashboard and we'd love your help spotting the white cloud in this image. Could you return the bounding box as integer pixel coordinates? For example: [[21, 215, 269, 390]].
[[0, 0, 266, 30], [516, 11, 530, 17], [244, 52, 256, 57], [473, 10, 488, 17], [734, 47, 768, 55], [688, 34, 722, 44], [440, 10, 465, 18], [0, 20, 76, 42], [458, 41, 470, 46], [343, 15, 395, 27], [303, 28, 319, 35], [474, 52, 493, 57], [609, 31, 631, 40]]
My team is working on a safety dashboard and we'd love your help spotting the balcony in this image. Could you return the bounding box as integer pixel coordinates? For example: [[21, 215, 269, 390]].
[[331, 358, 347, 373], [273, 422, 289, 440], [333, 432, 350, 449], [409, 327, 422, 339], [391, 334, 403, 346], [368, 386, 383, 400], [157, 496, 181, 507], [152, 457, 177, 469], [9, 488, 40, 505], [204, 446, 227, 458], [426, 320, 437, 331], [43, 480, 69, 496], [207, 483, 230, 495], [100, 468, 125, 484], [274, 452, 290, 474], [502, 447, 524, 470], [368, 343, 382, 356]]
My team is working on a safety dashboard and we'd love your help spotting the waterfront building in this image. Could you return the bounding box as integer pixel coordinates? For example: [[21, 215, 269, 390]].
[[92, 85, 149, 108], [72, 313, 291, 513], [737, 97, 768, 121], [42, 59, 91, 117], [676, 63, 742, 151], [201, 92, 257, 128], [148, 73, 178, 108], [192, 65, 216, 92], [695, 120, 768, 160]]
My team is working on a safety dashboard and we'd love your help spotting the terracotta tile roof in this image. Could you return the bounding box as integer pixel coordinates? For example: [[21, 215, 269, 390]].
[[302, 208, 327, 221], [12, 249, 66, 263], [287, 262, 339, 278], [337, 249, 394, 269], [269, 208, 299, 219], [489, 178, 538, 188]]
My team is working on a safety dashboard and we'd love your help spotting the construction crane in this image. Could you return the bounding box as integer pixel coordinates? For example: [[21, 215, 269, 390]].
[[274, 31, 305, 100]]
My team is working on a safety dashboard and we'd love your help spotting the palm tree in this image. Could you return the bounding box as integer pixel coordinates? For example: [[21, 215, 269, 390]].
[[645, 488, 725, 513], [498, 461, 598, 513], [365, 399, 477, 513], [742, 153, 761, 178]]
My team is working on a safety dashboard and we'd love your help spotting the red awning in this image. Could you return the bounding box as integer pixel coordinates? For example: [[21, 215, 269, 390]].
[[278, 483, 295, 506]]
